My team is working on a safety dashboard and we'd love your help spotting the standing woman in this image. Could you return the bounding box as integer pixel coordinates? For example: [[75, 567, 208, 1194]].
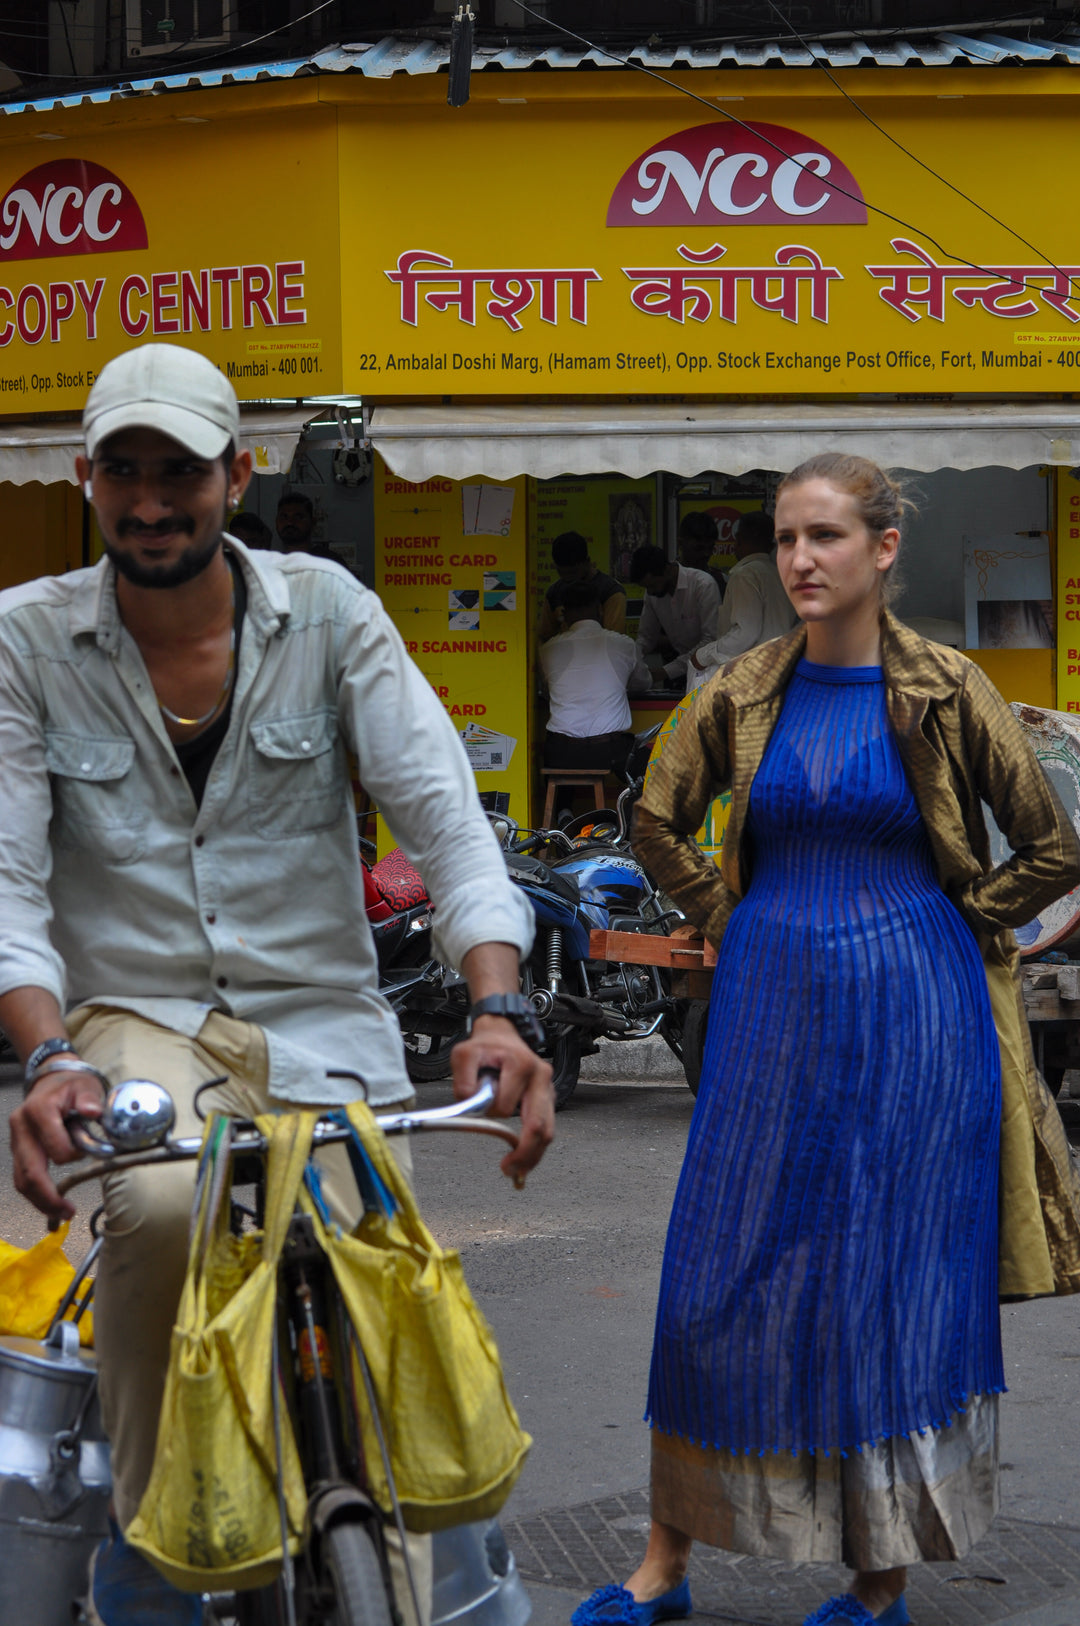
[[573, 454, 1080, 1626]]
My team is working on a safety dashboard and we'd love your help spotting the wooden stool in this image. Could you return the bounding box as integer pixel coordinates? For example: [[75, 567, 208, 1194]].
[[541, 768, 608, 828]]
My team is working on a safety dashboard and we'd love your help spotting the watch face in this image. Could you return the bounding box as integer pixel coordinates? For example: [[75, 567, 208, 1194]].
[[471, 995, 543, 1048]]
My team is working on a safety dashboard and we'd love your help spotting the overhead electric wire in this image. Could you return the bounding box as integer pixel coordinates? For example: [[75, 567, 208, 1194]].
[[760, 0, 1074, 275], [506, 0, 1080, 306], [6, 0, 1080, 316]]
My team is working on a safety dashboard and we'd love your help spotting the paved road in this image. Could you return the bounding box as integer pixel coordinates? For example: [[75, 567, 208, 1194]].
[[405, 1073, 1080, 1626], [1, 1065, 1078, 1623]]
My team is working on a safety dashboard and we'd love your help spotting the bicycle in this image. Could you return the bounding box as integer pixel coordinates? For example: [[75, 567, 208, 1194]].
[[57, 1070, 525, 1626]]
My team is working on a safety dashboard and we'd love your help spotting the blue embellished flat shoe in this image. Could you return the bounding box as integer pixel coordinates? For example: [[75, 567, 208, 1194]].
[[802, 1595, 910, 1626], [571, 1578, 692, 1626]]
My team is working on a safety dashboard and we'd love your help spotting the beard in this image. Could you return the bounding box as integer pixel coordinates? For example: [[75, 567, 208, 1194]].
[[105, 527, 223, 590]]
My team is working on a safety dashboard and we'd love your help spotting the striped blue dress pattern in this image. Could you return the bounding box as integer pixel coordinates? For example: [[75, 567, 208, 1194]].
[[648, 660, 1004, 1458]]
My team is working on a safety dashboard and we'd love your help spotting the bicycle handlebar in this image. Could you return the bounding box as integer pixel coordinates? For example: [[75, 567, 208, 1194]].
[[57, 1068, 521, 1200]]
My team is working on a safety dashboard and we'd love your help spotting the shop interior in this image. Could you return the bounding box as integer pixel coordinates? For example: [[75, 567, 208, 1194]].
[[0, 445, 1055, 830], [234, 454, 1055, 705]]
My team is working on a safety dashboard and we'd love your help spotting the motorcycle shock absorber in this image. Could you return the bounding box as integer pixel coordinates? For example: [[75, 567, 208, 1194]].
[[547, 926, 563, 993]]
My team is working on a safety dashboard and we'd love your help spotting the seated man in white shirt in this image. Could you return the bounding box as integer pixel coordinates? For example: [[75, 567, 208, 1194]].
[[629, 544, 722, 693], [686, 509, 798, 691], [540, 582, 651, 813]]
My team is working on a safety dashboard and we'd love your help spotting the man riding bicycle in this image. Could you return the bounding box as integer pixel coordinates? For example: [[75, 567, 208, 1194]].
[[0, 343, 554, 1625]]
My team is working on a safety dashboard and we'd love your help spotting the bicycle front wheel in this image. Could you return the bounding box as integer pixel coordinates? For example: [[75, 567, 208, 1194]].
[[324, 1521, 394, 1626]]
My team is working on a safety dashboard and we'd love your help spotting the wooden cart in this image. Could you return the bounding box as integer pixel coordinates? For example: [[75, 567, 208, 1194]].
[[591, 930, 1080, 1136]]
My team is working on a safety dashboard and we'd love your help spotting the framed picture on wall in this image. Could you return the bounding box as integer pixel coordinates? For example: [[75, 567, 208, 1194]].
[[609, 492, 652, 580]]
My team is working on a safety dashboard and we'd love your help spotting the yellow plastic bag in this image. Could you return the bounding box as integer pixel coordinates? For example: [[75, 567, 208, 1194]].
[[0, 1223, 94, 1346], [125, 1112, 312, 1594], [304, 1100, 532, 1533]]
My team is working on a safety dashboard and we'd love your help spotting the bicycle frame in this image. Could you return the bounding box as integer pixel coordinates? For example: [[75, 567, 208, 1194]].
[[58, 1075, 520, 1626]]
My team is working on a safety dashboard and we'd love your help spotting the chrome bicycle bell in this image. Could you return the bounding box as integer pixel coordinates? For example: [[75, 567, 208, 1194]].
[[99, 1080, 176, 1151]]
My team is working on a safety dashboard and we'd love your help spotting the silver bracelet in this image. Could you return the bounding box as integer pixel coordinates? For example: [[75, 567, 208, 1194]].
[[24, 1057, 111, 1099]]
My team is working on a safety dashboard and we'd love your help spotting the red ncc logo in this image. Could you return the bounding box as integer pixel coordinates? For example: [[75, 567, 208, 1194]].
[[0, 159, 148, 262], [607, 122, 866, 228]]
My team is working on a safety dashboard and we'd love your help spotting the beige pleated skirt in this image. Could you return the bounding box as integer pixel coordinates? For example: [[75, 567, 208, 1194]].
[[651, 1395, 999, 1571]]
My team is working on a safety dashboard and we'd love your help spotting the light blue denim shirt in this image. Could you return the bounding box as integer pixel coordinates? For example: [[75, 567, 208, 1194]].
[[0, 540, 534, 1105]]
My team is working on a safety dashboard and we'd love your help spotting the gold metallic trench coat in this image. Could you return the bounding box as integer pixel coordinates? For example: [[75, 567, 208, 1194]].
[[635, 611, 1080, 1301]]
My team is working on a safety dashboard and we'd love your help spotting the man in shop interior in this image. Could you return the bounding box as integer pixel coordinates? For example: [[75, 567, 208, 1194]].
[[678, 508, 728, 599], [686, 508, 799, 691], [276, 488, 359, 574], [274, 487, 337, 561], [540, 580, 652, 819], [537, 529, 626, 641], [0, 342, 553, 1625], [226, 507, 273, 549], [629, 542, 722, 694]]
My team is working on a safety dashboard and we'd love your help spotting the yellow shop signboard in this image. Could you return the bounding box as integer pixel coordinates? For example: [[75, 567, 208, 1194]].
[[1058, 469, 1080, 715], [373, 455, 531, 828], [0, 106, 342, 412], [340, 85, 1080, 397], [3, 75, 1078, 408]]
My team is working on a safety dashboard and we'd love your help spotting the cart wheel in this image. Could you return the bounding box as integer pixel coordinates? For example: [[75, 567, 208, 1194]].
[[680, 1001, 710, 1098], [549, 1030, 582, 1110]]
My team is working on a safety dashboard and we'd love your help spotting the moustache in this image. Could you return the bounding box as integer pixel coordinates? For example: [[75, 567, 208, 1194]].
[[116, 517, 196, 539]]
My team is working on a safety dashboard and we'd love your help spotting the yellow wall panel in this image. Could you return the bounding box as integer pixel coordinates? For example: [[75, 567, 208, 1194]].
[[0, 481, 82, 590], [964, 648, 1054, 709]]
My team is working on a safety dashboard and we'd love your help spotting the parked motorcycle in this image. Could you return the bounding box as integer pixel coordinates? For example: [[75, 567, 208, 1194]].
[[391, 727, 695, 1107], [362, 840, 468, 1084]]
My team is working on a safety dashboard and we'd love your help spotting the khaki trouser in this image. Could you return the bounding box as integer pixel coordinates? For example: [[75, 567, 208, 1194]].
[[66, 1004, 431, 1623]]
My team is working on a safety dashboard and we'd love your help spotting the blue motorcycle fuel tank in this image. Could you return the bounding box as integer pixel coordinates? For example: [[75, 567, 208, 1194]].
[[552, 848, 651, 923], [504, 845, 653, 961]]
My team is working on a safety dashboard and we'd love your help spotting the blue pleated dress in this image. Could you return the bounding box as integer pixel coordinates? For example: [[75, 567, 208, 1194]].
[[648, 660, 1004, 1566]]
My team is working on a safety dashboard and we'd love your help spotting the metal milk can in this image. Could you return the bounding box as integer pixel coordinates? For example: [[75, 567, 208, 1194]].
[[0, 1319, 110, 1624]]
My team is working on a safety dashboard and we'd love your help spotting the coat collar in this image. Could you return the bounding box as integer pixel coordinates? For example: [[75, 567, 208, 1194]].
[[718, 609, 963, 709]]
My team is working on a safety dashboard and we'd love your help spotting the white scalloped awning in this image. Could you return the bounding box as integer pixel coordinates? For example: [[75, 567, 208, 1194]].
[[369, 401, 1080, 481], [0, 406, 313, 486]]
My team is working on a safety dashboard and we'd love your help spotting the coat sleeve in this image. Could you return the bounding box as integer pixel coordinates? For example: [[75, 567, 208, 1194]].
[[632, 690, 736, 941], [956, 662, 1080, 934]]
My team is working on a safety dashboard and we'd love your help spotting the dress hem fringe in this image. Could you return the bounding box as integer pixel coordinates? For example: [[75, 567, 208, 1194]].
[[644, 1384, 1007, 1460]]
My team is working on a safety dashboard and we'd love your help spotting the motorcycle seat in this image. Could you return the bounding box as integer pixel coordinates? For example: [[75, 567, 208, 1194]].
[[369, 848, 430, 912], [505, 851, 580, 905]]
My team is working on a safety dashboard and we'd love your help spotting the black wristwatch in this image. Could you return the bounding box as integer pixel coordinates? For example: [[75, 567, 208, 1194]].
[[24, 1037, 77, 1082], [467, 993, 545, 1052]]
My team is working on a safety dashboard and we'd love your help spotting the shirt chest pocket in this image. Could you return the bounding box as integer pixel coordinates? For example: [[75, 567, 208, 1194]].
[[248, 708, 347, 840], [45, 730, 148, 866]]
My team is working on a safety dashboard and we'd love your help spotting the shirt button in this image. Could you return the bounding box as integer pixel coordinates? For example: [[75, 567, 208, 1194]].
[[206, 912, 216, 925], [80, 762, 91, 773], [217, 976, 228, 989], [194, 835, 205, 847], [300, 739, 312, 752], [170, 766, 180, 778]]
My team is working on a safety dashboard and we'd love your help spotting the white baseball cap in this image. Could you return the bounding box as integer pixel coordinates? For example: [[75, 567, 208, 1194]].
[[83, 343, 240, 460]]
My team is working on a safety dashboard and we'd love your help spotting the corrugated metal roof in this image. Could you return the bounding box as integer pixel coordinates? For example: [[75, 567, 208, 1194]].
[[3, 28, 1080, 117]]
